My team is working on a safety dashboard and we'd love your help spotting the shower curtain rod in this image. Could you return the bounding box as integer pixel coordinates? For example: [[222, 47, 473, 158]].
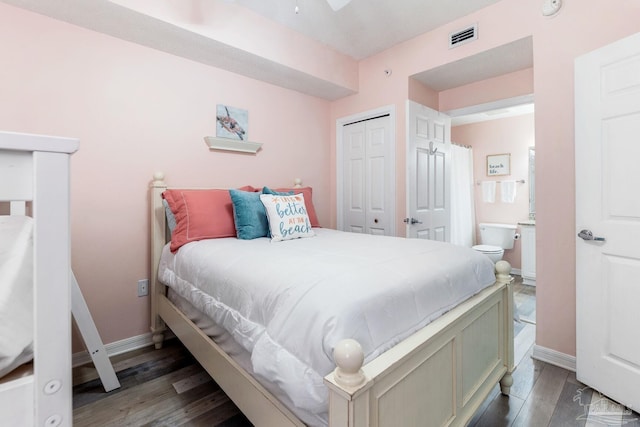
[[452, 142, 472, 148]]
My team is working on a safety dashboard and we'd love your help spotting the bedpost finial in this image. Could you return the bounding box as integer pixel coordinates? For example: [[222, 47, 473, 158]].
[[293, 178, 302, 188], [152, 172, 166, 187], [495, 260, 512, 284], [333, 339, 365, 387]]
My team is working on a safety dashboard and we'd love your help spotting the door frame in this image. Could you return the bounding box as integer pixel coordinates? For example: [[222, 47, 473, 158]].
[[336, 104, 396, 234], [443, 94, 534, 120]]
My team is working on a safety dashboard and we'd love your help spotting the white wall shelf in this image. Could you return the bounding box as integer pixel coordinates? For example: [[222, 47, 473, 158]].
[[204, 136, 262, 154]]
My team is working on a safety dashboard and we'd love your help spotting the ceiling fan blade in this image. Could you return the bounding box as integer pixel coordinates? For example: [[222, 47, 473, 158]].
[[326, 0, 351, 11]]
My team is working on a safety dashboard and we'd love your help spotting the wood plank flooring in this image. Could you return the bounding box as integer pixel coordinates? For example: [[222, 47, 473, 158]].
[[73, 277, 639, 426], [72, 342, 251, 426], [469, 278, 640, 427]]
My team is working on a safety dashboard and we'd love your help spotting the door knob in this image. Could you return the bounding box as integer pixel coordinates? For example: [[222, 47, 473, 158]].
[[404, 217, 422, 225], [578, 229, 605, 242]]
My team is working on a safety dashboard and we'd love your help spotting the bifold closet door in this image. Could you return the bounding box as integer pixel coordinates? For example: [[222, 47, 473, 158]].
[[342, 115, 393, 235]]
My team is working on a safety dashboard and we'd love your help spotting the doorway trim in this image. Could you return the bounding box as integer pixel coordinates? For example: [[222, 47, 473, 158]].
[[336, 104, 396, 234]]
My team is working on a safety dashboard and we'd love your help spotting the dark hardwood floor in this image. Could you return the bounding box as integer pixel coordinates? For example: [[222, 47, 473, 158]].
[[73, 277, 639, 426], [72, 341, 252, 426]]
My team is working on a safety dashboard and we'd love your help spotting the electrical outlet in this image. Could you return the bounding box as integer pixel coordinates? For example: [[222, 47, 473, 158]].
[[137, 279, 149, 297]]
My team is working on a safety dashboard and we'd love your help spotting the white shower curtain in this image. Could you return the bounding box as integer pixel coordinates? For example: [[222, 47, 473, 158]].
[[450, 144, 476, 247]]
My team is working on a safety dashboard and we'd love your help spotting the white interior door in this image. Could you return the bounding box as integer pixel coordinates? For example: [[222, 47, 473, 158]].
[[343, 121, 366, 232], [342, 114, 394, 235], [576, 31, 640, 411], [406, 100, 451, 240]]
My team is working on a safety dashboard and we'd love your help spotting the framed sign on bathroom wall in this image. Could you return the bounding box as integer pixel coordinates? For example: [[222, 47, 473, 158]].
[[487, 153, 511, 176]]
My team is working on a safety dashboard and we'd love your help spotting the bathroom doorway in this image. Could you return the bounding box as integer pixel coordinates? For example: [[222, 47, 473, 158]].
[[450, 99, 536, 358]]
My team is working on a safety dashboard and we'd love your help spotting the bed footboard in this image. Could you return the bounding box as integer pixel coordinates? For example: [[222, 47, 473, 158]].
[[324, 261, 514, 427]]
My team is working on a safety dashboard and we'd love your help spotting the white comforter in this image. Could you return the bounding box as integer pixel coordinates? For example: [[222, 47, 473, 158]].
[[0, 216, 33, 377], [159, 228, 496, 425]]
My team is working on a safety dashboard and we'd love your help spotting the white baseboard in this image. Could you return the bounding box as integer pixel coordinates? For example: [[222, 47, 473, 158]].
[[531, 344, 576, 372], [511, 268, 522, 276], [72, 332, 156, 367]]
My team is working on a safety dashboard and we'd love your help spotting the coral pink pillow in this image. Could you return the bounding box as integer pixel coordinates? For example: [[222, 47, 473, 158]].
[[273, 187, 320, 227], [163, 186, 253, 252]]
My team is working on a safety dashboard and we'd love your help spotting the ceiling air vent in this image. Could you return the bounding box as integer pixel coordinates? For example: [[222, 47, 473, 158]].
[[449, 24, 478, 48]]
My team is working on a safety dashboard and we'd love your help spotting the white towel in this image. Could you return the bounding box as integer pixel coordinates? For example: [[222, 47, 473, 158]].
[[481, 181, 496, 203], [501, 180, 517, 203]]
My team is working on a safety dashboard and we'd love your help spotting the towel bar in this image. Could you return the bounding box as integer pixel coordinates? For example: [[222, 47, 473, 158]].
[[477, 179, 525, 185]]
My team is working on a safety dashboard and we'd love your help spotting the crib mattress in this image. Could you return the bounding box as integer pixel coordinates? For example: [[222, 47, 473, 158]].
[[158, 228, 496, 426], [0, 216, 34, 378]]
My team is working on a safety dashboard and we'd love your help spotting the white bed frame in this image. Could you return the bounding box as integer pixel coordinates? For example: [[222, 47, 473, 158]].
[[150, 172, 515, 427], [0, 131, 78, 427]]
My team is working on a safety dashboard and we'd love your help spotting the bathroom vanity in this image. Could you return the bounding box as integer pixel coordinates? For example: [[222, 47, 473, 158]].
[[520, 147, 536, 286], [519, 220, 536, 286]]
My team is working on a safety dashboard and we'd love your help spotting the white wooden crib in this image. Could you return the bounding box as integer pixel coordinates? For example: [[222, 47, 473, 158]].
[[0, 131, 78, 427]]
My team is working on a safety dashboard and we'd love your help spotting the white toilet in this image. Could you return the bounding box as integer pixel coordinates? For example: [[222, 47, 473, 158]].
[[472, 223, 517, 263]]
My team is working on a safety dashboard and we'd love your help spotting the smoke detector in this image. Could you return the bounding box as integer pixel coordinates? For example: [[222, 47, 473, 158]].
[[542, 0, 562, 16]]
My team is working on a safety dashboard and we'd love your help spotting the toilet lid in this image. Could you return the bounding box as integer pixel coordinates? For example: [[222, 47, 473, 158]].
[[473, 245, 503, 253]]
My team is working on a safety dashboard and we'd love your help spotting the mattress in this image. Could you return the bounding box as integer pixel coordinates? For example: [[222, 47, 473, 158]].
[[0, 216, 34, 378], [158, 228, 496, 426]]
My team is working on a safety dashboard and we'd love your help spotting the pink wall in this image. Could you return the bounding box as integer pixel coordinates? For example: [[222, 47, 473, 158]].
[[0, 3, 332, 351], [331, 0, 640, 357], [408, 78, 439, 110], [440, 68, 534, 113], [452, 113, 535, 270]]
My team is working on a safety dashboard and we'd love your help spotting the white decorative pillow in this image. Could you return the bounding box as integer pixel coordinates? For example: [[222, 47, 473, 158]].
[[260, 193, 315, 242]]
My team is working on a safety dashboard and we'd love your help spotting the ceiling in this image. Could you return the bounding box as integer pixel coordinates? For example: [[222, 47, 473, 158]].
[[229, 0, 503, 60], [2, 0, 533, 100]]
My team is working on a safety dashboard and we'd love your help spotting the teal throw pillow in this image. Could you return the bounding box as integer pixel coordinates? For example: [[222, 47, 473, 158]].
[[229, 189, 269, 240], [262, 186, 294, 196]]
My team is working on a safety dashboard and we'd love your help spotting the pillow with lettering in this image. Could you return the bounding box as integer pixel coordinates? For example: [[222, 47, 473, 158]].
[[267, 186, 320, 227], [260, 193, 315, 242]]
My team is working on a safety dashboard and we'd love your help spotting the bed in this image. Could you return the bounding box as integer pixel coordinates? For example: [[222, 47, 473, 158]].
[[0, 131, 78, 427], [150, 172, 515, 427]]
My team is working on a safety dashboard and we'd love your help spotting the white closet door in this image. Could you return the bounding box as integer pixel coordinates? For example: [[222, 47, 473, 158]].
[[342, 121, 367, 233], [341, 115, 393, 235]]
